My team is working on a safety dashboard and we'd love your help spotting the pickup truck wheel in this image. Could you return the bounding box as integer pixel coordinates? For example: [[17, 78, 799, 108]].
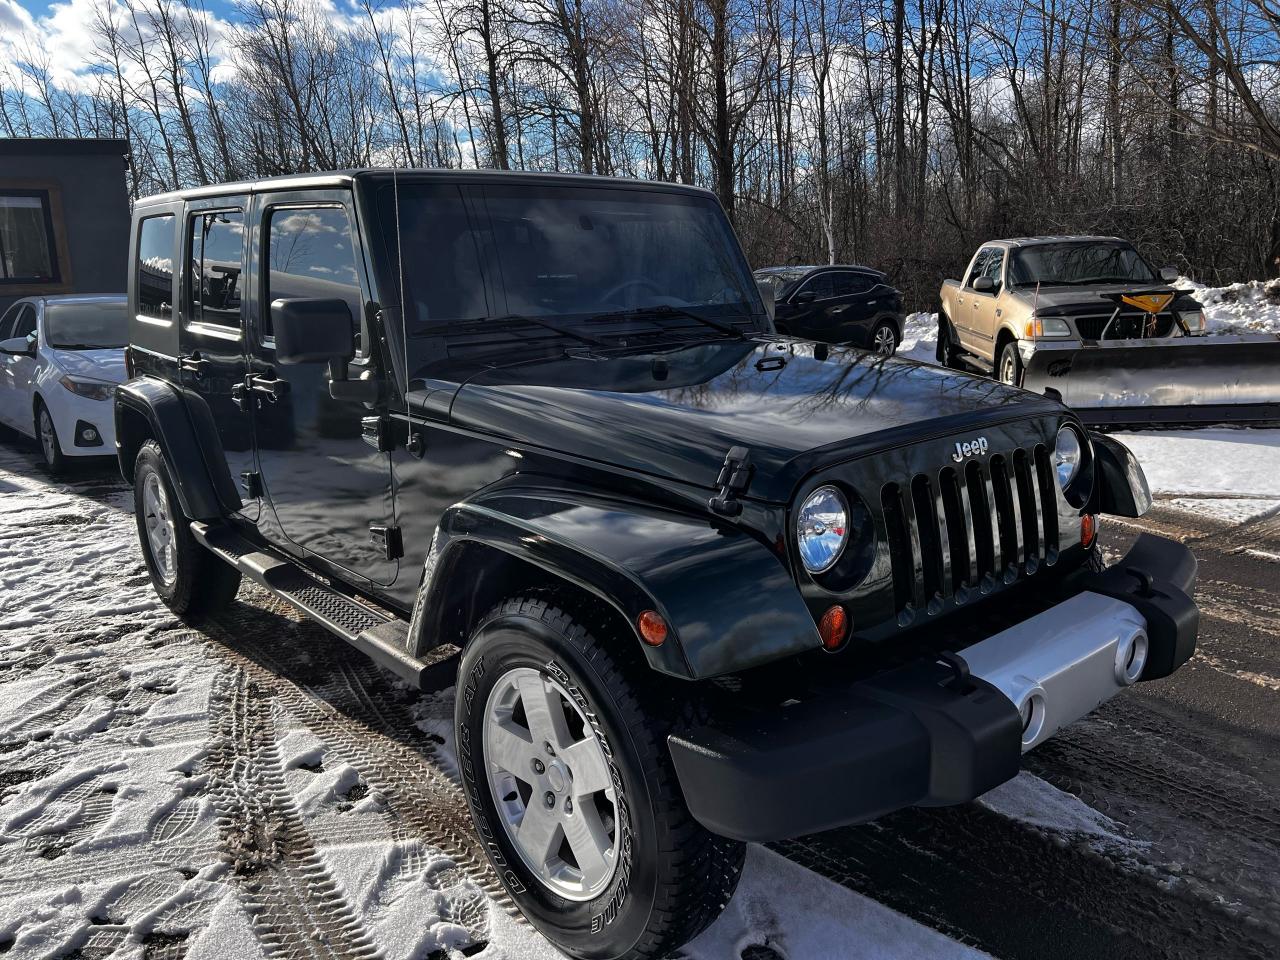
[[457, 596, 744, 960], [999, 342, 1023, 386], [133, 440, 242, 618]]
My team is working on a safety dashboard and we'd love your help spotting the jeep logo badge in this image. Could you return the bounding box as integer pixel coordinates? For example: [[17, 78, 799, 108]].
[[951, 437, 989, 462]]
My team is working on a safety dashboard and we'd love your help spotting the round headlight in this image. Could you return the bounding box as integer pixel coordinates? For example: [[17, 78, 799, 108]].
[[1054, 425, 1083, 488], [797, 485, 849, 574]]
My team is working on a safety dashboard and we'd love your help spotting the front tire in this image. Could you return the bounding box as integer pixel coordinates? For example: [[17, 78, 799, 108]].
[[133, 440, 241, 618], [998, 341, 1023, 386], [456, 596, 744, 960], [34, 400, 65, 474]]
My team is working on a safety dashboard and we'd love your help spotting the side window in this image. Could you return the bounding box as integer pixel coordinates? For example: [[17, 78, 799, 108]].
[[136, 214, 175, 323], [802, 273, 836, 300], [981, 250, 1005, 292], [264, 207, 363, 343], [834, 272, 874, 296], [12, 305, 37, 340], [187, 210, 245, 329], [965, 250, 991, 289], [0, 302, 22, 339]]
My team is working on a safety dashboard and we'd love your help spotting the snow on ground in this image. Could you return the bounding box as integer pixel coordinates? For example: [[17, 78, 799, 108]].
[[0, 441, 1005, 960], [1176, 276, 1280, 336]]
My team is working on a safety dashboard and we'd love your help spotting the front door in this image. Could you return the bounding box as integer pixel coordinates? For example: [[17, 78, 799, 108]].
[[248, 194, 397, 587], [179, 201, 259, 521]]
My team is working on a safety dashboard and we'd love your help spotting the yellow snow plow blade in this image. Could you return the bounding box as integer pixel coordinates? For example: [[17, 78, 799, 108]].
[[1021, 334, 1280, 428]]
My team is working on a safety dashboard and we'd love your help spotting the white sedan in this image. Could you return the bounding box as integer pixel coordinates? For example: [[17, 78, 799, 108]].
[[0, 295, 127, 473]]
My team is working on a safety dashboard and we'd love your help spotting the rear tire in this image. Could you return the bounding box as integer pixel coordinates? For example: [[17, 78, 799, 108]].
[[34, 400, 66, 475], [456, 595, 744, 960], [870, 319, 899, 357], [133, 440, 242, 619], [998, 341, 1023, 386]]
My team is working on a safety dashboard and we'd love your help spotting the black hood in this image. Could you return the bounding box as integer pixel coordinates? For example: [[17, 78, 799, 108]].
[[446, 340, 1061, 502]]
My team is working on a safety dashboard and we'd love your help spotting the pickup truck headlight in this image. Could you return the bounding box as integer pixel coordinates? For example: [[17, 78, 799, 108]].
[[1178, 309, 1206, 334], [59, 376, 114, 401], [1054, 425, 1083, 488], [1025, 316, 1073, 338], [797, 485, 848, 574]]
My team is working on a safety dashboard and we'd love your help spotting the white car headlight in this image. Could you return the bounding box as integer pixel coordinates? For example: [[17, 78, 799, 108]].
[[59, 376, 114, 401], [797, 485, 849, 574], [1054, 425, 1083, 488]]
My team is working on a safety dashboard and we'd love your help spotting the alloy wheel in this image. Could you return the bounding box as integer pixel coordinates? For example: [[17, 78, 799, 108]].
[[874, 325, 896, 356], [142, 472, 178, 585], [484, 665, 620, 901], [38, 408, 57, 465]]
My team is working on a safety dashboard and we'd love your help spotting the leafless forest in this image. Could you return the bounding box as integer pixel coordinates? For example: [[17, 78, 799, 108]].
[[2, 0, 1278, 303]]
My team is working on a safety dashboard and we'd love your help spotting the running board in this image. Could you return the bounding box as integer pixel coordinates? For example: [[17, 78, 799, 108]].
[[191, 521, 458, 689]]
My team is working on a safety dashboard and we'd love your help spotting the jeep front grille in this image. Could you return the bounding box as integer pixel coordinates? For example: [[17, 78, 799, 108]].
[[880, 444, 1060, 623], [1072, 311, 1174, 341]]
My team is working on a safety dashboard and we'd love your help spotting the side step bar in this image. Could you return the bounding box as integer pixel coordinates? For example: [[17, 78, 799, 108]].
[[191, 521, 457, 689]]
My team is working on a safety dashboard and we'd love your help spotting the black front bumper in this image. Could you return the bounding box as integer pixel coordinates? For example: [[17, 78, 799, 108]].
[[668, 533, 1198, 842]]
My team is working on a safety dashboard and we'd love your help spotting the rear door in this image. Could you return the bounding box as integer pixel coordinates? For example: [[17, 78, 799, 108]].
[[247, 191, 397, 587], [179, 198, 259, 521]]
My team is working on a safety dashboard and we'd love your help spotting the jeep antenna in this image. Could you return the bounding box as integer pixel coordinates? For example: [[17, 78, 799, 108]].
[[393, 163, 414, 448]]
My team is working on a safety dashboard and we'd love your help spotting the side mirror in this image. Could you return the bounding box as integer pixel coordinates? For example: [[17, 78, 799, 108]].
[[272, 298, 354, 367], [1160, 266, 1179, 283], [756, 280, 776, 323], [972, 276, 995, 293], [0, 336, 34, 357], [793, 289, 816, 305]]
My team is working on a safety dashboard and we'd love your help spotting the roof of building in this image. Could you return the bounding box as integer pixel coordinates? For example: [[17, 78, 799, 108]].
[[0, 138, 130, 157]]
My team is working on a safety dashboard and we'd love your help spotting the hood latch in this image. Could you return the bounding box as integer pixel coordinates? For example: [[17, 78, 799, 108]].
[[709, 446, 753, 517]]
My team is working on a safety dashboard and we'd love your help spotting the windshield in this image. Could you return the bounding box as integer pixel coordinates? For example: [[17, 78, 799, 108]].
[[1008, 243, 1158, 287], [376, 181, 761, 366], [45, 301, 127, 349]]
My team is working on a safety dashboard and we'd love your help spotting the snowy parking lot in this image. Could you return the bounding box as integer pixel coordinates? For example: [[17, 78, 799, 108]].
[[2, 424, 1279, 960]]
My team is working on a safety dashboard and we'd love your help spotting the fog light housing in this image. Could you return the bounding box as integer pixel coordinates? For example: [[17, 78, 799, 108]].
[[73, 420, 104, 447]]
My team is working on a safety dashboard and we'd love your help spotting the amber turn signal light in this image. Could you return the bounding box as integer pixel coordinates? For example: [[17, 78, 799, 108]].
[[637, 610, 668, 646], [1080, 513, 1097, 548], [818, 605, 849, 651]]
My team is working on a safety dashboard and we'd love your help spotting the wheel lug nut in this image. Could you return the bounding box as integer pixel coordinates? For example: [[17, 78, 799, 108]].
[[544, 741, 556, 757], [544, 791, 555, 809], [564, 798, 573, 814], [532, 759, 545, 775]]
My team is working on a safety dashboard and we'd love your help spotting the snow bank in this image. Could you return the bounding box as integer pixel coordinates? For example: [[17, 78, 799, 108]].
[[1176, 276, 1280, 335], [1115, 429, 1280, 499]]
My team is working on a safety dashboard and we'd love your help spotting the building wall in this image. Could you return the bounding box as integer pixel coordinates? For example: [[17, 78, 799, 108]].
[[0, 139, 130, 315]]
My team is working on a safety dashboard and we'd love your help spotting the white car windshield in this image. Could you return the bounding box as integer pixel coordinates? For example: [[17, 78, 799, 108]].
[[45, 301, 128, 349]]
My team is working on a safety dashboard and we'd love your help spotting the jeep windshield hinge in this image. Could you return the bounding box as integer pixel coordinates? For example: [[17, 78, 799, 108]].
[[369, 524, 404, 561], [709, 446, 753, 517]]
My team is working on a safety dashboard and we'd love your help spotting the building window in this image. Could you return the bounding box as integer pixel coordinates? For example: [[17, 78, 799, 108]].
[[0, 190, 60, 285]]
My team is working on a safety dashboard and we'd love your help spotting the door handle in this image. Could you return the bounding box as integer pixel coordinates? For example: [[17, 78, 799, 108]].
[[250, 373, 290, 402], [178, 353, 209, 378]]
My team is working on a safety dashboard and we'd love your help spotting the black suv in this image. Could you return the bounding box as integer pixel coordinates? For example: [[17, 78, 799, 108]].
[[754, 264, 905, 354], [115, 170, 1198, 960]]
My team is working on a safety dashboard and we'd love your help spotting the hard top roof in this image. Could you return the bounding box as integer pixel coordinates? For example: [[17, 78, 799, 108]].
[[134, 168, 717, 207], [989, 236, 1128, 249]]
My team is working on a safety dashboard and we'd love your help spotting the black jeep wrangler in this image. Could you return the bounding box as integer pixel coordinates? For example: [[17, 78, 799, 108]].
[[115, 170, 1199, 959]]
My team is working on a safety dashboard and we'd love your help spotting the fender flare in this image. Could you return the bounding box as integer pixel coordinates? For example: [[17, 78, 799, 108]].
[[1088, 432, 1153, 519], [407, 485, 822, 680], [114, 377, 240, 519]]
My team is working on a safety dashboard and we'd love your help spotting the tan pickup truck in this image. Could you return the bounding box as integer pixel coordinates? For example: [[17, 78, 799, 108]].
[[937, 236, 1207, 386]]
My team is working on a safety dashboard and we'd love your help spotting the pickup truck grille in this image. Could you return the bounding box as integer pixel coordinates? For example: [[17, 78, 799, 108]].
[[1072, 311, 1175, 340], [880, 444, 1060, 623]]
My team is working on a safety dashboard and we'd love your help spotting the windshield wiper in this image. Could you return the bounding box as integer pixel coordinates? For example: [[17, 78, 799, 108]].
[[409, 313, 610, 349], [591, 305, 748, 340]]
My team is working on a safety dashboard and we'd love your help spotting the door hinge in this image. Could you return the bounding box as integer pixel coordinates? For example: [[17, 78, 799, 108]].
[[369, 524, 403, 561], [240, 471, 262, 499], [709, 446, 753, 517]]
